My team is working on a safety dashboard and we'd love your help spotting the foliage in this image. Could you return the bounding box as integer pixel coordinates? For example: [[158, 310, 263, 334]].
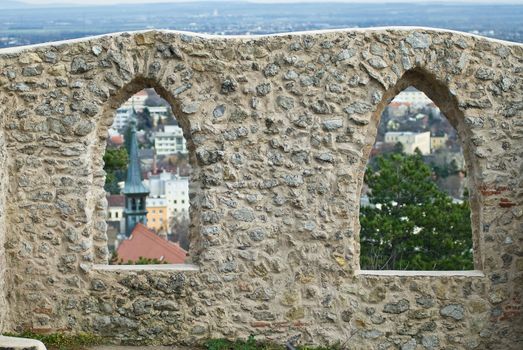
[[431, 158, 460, 179], [6, 332, 340, 350], [110, 251, 169, 265], [205, 336, 339, 350], [104, 147, 128, 170], [103, 147, 128, 194], [137, 106, 153, 131], [5, 331, 101, 350], [360, 151, 473, 270]]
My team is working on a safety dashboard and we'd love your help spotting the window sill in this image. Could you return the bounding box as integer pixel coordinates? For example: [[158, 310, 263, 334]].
[[356, 270, 484, 277], [92, 263, 199, 272]]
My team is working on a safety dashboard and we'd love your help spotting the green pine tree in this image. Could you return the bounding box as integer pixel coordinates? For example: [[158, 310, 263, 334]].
[[360, 152, 473, 270]]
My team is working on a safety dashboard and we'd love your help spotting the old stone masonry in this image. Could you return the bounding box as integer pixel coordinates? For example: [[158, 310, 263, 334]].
[[0, 28, 521, 349]]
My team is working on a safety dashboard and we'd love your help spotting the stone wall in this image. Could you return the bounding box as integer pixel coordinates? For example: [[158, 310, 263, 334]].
[[0, 122, 7, 332], [0, 28, 522, 349]]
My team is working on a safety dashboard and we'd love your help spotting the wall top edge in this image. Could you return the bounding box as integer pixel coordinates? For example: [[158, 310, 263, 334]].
[[0, 26, 521, 56], [357, 270, 485, 277], [92, 264, 200, 272]]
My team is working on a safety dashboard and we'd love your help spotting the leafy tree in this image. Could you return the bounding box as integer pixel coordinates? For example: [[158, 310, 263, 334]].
[[103, 147, 128, 194], [393, 141, 404, 154], [137, 107, 153, 131], [360, 152, 473, 270]]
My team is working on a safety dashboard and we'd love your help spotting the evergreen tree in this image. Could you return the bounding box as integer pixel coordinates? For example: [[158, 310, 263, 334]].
[[360, 152, 473, 270]]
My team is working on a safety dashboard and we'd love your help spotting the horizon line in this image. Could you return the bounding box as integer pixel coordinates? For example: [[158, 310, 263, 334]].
[[0, 26, 521, 55]]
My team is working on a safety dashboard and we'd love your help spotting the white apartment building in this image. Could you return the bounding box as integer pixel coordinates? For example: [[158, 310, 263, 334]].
[[110, 90, 151, 131], [143, 171, 190, 220], [154, 125, 188, 155], [111, 107, 132, 131], [384, 131, 431, 155], [391, 87, 434, 107]]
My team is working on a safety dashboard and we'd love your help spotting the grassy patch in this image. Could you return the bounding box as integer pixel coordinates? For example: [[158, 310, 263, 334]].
[[4, 331, 102, 350], [205, 336, 340, 350], [5, 332, 338, 350]]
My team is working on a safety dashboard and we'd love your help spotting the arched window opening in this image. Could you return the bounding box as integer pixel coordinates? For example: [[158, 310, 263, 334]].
[[104, 88, 191, 265], [359, 86, 473, 271]]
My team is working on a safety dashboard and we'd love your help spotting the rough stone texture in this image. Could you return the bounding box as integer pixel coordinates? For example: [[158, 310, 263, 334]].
[[0, 120, 7, 331], [0, 28, 522, 349]]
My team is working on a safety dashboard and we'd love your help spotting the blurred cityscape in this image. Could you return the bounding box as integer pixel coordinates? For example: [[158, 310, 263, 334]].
[[0, 1, 522, 48]]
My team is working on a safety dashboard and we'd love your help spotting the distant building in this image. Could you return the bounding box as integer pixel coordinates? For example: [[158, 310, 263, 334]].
[[106, 194, 125, 251], [107, 194, 125, 233], [431, 134, 448, 152], [116, 223, 187, 264], [120, 90, 148, 112], [154, 125, 188, 155], [111, 90, 150, 131], [143, 171, 190, 221], [147, 106, 171, 126], [386, 103, 410, 118], [111, 107, 132, 131], [138, 148, 155, 171], [146, 197, 169, 233], [384, 131, 431, 155], [391, 87, 434, 107]]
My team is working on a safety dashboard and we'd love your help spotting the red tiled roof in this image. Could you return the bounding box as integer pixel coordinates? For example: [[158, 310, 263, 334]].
[[116, 223, 187, 264], [110, 135, 124, 145], [388, 101, 411, 107], [107, 194, 125, 207]]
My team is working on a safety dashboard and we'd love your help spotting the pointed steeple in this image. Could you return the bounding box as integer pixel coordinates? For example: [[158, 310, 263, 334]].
[[124, 110, 149, 195], [123, 107, 149, 237]]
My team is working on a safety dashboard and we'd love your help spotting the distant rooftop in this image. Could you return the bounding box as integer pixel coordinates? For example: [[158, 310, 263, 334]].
[[116, 223, 187, 264]]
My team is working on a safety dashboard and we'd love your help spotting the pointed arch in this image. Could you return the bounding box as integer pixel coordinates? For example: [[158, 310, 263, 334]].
[[357, 68, 483, 272], [87, 75, 200, 265]]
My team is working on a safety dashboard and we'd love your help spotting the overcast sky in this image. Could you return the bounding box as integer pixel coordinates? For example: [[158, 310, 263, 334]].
[[22, 0, 522, 5]]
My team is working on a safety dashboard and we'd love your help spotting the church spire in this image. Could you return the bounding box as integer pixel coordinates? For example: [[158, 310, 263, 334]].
[[123, 108, 149, 237], [123, 113, 148, 195]]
